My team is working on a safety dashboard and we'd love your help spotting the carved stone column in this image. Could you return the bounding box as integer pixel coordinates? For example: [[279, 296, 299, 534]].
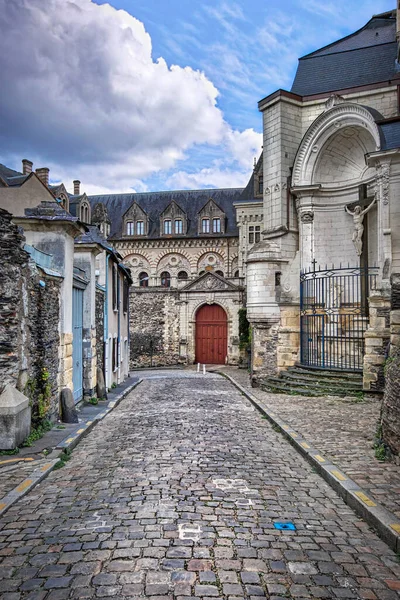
[[375, 159, 391, 280]]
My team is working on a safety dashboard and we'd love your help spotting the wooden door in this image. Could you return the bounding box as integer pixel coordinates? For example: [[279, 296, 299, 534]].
[[72, 287, 84, 403], [195, 304, 227, 364]]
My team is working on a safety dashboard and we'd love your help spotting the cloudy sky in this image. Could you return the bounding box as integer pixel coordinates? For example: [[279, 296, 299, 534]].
[[0, 0, 394, 194]]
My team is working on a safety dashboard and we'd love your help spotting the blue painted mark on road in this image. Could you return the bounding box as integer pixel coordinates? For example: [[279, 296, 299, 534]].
[[274, 522, 296, 530]]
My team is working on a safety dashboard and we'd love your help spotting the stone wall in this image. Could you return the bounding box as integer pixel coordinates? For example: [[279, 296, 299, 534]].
[[0, 208, 61, 425], [26, 271, 61, 423], [382, 275, 400, 457], [130, 288, 182, 368], [95, 287, 105, 374], [0, 208, 29, 391]]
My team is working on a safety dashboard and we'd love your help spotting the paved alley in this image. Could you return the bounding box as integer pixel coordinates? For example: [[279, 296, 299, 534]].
[[0, 370, 399, 600]]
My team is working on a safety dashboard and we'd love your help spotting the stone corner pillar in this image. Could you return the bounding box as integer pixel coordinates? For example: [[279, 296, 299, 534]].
[[363, 288, 391, 392], [0, 385, 31, 450]]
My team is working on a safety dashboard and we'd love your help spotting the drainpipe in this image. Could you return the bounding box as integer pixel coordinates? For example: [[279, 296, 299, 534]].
[[117, 266, 121, 383], [104, 253, 109, 388]]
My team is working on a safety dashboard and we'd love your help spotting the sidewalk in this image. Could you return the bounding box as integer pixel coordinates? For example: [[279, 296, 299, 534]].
[[215, 366, 400, 520], [0, 375, 141, 512]]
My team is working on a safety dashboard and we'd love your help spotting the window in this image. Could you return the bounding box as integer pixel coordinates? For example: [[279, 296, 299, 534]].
[[139, 272, 149, 287], [174, 219, 183, 234], [215, 270, 224, 277], [112, 337, 119, 371], [258, 175, 263, 195], [202, 218, 210, 233], [126, 221, 134, 235], [199, 270, 205, 276], [136, 220, 144, 235], [234, 270, 239, 277], [164, 220, 172, 234], [212, 218, 221, 233], [177, 271, 188, 281], [161, 271, 170, 287], [112, 264, 118, 310], [249, 225, 261, 244], [275, 272, 281, 287]]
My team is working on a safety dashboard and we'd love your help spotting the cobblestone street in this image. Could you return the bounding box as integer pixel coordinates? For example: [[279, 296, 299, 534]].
[[0, 370, 399, 600]]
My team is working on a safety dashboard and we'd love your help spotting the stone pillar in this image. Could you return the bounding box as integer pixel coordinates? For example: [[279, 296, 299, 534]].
[[375, 160, 392, 279], [277, 303, 300, 371], [381, 273, 400, 458], [363, 289, 391, 392]]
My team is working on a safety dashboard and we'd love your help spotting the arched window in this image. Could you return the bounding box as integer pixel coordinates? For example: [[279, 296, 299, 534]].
[[201, 218, 210, 233], [139, 272, 149, 287], [174, 219, 183, 234], [177, 271, 188, 281], [164, 220, 172, 235], [126, 221, 134, 235], [161, 271, 171, 287], [216, 270, 224, 277], [199, 270, 205, 276], [234, 270, 239, 277]]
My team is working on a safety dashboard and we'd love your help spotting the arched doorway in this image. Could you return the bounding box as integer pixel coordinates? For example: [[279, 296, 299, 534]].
[[195, 304, 227, 364]]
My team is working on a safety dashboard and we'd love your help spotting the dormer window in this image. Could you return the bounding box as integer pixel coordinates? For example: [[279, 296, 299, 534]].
[[202, 218, 210, 233], [258, 175, 263, 195], [126, 221, 134, 235], [136, 221, 144, 235], [175, 219, 183, 234], [212, 218, 221, 233], [80, 202, 90, 224], [122, 201, 148, 238], [164, 220, 172, 235]]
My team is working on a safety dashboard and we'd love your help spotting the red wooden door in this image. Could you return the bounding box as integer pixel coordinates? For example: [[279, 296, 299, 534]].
[[195, 304, 227, 364]]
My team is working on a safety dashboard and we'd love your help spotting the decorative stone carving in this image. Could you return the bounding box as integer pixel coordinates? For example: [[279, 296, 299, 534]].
[[324, 94, 345, 110], [345, 198, 376, 256], [300, 211, 314, 223], [376, 161, 390, 205]]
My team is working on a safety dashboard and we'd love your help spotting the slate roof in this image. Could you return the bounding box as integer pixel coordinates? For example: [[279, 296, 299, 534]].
[[0, 163, 28, 186], [87, 188, 244, 239], [379, 120, 400, 150], [291, 13, 400, 96]]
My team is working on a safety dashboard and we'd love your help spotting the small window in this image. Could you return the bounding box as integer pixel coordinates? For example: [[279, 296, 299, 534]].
[[175, 219, 183, 234], [215, 270, 224, 277], [212, 218, 221, 233], [199, 270, 205, 276], [136, 220, 144, 235], [234, 270, 239, 277], [161, 271, 170, 287], [258, 175, 263, 195], [139, 272, 149, 287], [178, 271, 188, 281], [112, 265, 118, 310], [126, 221, 134, 235], [249, 226, 254, 244], [164, 220, 172, 234], [202, 218, 210, 233], [255, 225, 261, 243], [123, 279, 129, 312], [275, 272, 282, 287]]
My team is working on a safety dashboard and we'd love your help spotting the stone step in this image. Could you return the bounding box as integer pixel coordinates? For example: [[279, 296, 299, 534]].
[[261, 377, 361, 397], [281, 371, 362, 388], [288, 365, 363, 381]]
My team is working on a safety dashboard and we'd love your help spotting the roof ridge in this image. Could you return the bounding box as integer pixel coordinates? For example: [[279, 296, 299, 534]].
[[88, 187, 244, 198], [299, 40, 396, 61], [299, 13, 395, 60]]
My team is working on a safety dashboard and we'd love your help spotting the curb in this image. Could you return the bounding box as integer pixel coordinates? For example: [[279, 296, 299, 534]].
[[219, 371, 400, 553], [0, 378, 143, 517], [0, 460, 58, 517]]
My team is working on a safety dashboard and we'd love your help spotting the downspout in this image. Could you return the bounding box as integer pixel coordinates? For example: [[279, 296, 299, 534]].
[[117, 264, 121, 383], [104, 253, 109, 387]]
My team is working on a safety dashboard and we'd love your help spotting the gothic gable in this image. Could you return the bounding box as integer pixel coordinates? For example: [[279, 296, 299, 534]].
[[122, 201, 149, 237], [160, 200, 187, 235], [198, 199, 226, 234]]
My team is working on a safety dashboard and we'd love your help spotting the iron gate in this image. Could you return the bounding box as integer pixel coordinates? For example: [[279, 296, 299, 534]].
[[300, 265, 377, 371]]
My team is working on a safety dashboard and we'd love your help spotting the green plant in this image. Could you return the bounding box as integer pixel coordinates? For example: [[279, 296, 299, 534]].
[[24, 367, 52, 424], [374, 423, 387, 461], [54, 448, 72, 470], [21, 419, 52, 447], [87, 397, 98, 405], [0, 448, 20, 456], [56, 425, 66, 430], [238, 308, 251, 351], [111, 382, 117, 389]]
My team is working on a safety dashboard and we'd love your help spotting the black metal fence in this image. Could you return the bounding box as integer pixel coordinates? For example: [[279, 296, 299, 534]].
[[300, 265, 378, 371]]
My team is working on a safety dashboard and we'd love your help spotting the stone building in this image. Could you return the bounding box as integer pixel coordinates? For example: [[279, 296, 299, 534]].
[[88, 189, 245, 366], [243, 9, 400, 454]]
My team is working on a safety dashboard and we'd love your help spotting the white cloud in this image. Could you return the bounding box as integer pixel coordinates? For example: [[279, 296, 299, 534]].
[[0, 0, 258, 192]]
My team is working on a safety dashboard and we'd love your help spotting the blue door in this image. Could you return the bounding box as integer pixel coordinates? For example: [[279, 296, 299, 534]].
[[72, 287, 84, 403]]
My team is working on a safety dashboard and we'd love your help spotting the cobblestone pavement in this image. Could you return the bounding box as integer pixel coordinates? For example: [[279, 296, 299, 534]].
[[215, 367, 400, 521], [0, 459, 51, 499], [0, 369, 399, 600]]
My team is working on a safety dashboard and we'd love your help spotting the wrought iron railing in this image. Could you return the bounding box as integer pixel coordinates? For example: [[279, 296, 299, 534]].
[[300, 265, 378, 371]]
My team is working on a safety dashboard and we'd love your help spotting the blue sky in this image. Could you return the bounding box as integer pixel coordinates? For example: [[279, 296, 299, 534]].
[[0, 0, 395, 194]]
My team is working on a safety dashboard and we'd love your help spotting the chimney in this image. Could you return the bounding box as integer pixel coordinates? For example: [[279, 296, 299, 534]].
[[36, 167, 49, 187], [22, 159, 33, 175], [73, 179, 81, 195]]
